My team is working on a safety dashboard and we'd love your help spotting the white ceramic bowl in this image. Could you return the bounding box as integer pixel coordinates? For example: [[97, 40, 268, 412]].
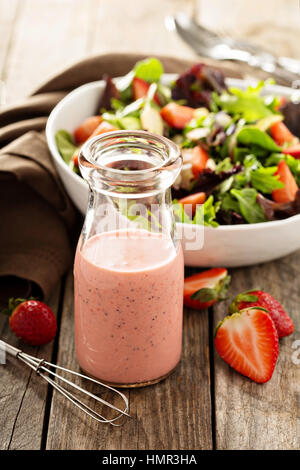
[[46, 75, 300, 267]]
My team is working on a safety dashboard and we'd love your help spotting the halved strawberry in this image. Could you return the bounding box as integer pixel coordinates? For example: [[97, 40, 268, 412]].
[[132, 77, 160, 105], [160, 103, 194, 129], [229, 290, 294, 338], [215, 307, 279, 383], [184, 268, 230, 310]]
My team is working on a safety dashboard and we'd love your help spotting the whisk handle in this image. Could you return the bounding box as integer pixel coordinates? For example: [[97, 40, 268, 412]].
[[0, 340, 22, 357]]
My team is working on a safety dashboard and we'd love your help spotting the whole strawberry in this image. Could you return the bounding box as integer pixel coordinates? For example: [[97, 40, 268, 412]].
[[229, 290, 294, 338], [6, 298, 57, 346]]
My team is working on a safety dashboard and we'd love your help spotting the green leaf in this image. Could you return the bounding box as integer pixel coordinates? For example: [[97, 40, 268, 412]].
[[218, 275, 231, 300], [236, 293, 259, 303], [118, 116, 141, 130], [218, 175, 235, 194], [237, 127, 281, 152], [55, 130, 78, 164], [216, 85, 273, 122], [172, 200, 193, 224], [191, 288, 218, 302], [221, 192, 240, 213], [230, 188, 266, 224], [191, 275, 231, 303], [215, 157, 233, 174], [250, 167, 284, 194], [134, 57, 164, 83], [193, 195, 220, 227]]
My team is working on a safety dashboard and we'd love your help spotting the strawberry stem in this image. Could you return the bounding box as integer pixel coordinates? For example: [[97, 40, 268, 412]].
[[1, 297, 35, 316]]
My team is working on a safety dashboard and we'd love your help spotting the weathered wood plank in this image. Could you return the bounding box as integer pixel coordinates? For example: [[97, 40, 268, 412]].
[[88, 0, 195, 58], [1, 0, 196, 106], [0, 282, 62, 450], [213, 252, 300, 450], [0, 0, 19, 80], [2, 0, 92, 105], [46, 271, 212, 450]]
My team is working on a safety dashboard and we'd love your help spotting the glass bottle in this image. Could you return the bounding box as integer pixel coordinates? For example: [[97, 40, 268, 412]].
[[74, 131, 184, 387]]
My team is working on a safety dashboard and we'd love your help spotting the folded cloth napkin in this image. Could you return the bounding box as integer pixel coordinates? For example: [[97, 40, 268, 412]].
[[0, 53, 243, 308]]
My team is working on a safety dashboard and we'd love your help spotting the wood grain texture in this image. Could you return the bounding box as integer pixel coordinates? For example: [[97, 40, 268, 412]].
[[0, 283, 61, 450], [0, 0, 19, 79], [2, 0, 92, 104], [1, 0, 300, 451], [46, 272, 212, 450], [1, 0, 195, 106], [213, 253, 300, 450]]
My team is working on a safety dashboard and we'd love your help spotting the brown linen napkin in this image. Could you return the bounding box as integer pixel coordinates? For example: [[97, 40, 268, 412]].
[[0, 53, 243, 308]]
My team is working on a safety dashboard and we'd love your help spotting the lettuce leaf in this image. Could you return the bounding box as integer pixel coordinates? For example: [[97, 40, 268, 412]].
[[230, 188, 266, 223], [216, 84, 274, 122], [55, 130, 77, 164], [237, 127, 281, 152], [250, 167, 284, 194], [134, 57, 164, 83]]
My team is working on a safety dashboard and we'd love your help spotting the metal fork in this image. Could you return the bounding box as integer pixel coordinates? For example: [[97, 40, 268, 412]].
[[167, 13, 300, 85]]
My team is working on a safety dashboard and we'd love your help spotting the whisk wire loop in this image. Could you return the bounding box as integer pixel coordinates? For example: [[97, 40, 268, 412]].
[[0, 340, 130, 426]]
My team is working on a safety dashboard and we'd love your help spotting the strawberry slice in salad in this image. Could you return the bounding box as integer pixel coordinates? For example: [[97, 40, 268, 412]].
[[270, 121, 295, 146], [282, 143, 300, 158], [132, 77, 160, 105], [178, 192, 206, 216], [160, 103, 195, 129], [191, 146, 209, 178], [184, 268, 230, 310], [74, 116, 103, 144], [272, 160, 299, 203]]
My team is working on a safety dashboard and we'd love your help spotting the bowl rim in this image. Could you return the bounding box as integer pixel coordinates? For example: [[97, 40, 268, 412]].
[[46, 74, 300, 230]]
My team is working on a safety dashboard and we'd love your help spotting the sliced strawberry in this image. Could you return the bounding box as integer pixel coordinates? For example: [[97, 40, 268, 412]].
[[132, 77, 160, 105], [272, 160, 299, 203], [229, 290, 294, 338], [184, 268, 230, 310], [282, 143, 300, 159], [215, 307, 279, 383], [270, 121, 295, 146], [178, 192, 206, 216], [91, 121, 119, 137], [191, 145, 209, 178], [160, 103, 194, 129], [74, 116, 103, 144]]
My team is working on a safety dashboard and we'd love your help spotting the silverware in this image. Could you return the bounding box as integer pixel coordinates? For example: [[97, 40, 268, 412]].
[[0, 340, 130, 426], [167, 13, 300, 85]]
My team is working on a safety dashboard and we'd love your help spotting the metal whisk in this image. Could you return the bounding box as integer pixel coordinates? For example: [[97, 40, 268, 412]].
[[0, 340, 130, 426]]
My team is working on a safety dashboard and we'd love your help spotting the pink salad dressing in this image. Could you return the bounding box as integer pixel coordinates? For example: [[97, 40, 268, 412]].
[[74, 229, 184, 385]]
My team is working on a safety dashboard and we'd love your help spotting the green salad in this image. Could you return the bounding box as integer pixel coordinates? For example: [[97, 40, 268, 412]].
[[56, 57, 300, 226]]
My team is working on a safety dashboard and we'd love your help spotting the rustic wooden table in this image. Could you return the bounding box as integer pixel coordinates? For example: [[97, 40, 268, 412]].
[[0, 0, 300, 451]]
